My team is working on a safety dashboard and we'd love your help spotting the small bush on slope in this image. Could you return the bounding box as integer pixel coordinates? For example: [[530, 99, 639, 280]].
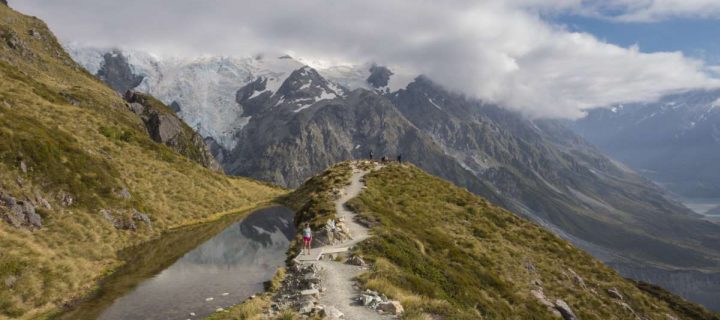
[[0, 6, 282, 318]]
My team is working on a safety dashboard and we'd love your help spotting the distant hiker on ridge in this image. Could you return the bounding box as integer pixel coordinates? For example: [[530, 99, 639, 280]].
[[302, 223, 312, 255], [397, 154, 402, 164], [369, 150, 374, 160]]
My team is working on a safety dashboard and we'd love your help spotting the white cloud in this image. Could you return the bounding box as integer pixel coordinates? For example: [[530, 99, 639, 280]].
[[566, 0, 720, 22], [11, 0, 720, 119]]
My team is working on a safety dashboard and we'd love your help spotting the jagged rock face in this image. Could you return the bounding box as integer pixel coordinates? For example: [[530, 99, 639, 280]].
[[366, 65, 393, 88], [124, 91, 222, 172], [226, 88, 482, 190], [391, 76, 720, 267], [97, 50, 145, 93], [570, 89, 720, 198]]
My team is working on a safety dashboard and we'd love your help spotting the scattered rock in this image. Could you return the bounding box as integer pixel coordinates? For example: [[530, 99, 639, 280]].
[[59, 192, 73, 207], [554, 299, 577, 320], [298, 301, 315, 314], [27, 29, 41, 40], [530, 289, 562, 318], [525, 261, 537, 273], [377, 300, 404, 315], [4, 275, 17, 288], [35, 194, 51, 210], [215, 307, 225, 312], [347, 255, 366, 266], [132, 209, 152, 227], [567, 269, 587, 289], [321, 305, 344, 319], [1, 194, 16, 206], [188, 312, 196, 316], [19, 160, 27, 174], [607, 287, 624, 300], [116, 187, 131, 199], [1, 196, 41, 228], [205, 297, 214, 302], [221, 292, 229, 296], [23, 202, 42, 228], [300, 289, 319, 297]]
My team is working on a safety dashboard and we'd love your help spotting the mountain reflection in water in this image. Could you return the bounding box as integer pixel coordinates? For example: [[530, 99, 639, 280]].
[[58, 206, 295, 320]]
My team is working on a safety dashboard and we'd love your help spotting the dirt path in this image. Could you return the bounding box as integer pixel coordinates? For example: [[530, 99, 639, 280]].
[[295, 163, 389, 319]]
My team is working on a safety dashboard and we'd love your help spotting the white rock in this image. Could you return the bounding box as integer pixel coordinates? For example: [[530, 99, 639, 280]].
[[205, 297, 214, 301], [321, 305, 345, 319], [221, 292, 229, 296], [377, 300, 404, 315]]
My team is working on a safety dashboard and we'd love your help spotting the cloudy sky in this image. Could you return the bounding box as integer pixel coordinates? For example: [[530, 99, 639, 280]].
[[12, 0, 720, 118]]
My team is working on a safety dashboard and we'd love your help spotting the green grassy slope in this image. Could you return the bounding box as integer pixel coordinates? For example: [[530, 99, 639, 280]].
[[0, 6, 282, 319], [287, 162, 718, 320]]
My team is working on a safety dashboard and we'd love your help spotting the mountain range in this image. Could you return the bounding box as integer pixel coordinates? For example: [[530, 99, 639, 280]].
[[570, 89, 720, 214], [68, 45, 720, 310]]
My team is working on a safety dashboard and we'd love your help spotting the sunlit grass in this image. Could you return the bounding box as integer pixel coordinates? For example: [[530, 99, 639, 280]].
[[0, 6, 283, 319]]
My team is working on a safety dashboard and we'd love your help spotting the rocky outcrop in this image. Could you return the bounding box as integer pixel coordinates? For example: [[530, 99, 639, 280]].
[[1, 193, 42, 229], [0, 1, 7, 7], [366, 64, 393, 88], [124, 91, 222, 172], [97, 50, 145, 93], [100, 208, 152, 231]]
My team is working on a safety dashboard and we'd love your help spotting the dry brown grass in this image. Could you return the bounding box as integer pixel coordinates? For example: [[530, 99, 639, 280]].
[[0, 6, 283, 319]]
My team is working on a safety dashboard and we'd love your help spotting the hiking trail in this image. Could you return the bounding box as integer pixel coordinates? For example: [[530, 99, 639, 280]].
[[295, 162, 390, 319]]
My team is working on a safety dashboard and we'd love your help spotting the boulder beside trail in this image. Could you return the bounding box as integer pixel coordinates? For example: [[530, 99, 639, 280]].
[[347, 255, 366, 266], [377, 300, 404, 315]]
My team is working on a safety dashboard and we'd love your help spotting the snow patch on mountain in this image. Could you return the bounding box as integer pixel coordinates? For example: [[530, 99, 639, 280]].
[[66, 44, 306, 150], [317, 64, 415, 93], [712, 98, 720, 109]]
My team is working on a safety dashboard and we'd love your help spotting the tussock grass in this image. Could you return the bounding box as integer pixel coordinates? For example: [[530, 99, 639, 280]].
[[347, 163, 716, 319], [0, 6, 283, 319], [286, 162, 717, 319]]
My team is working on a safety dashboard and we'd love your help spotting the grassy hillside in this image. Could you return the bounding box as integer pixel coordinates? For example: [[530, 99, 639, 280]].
[[286, 162, 718, 320], [0, 6, 282, 319]]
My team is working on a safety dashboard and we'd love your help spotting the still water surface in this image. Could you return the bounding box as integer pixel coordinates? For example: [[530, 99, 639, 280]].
[[57, 206, 294, 320]]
